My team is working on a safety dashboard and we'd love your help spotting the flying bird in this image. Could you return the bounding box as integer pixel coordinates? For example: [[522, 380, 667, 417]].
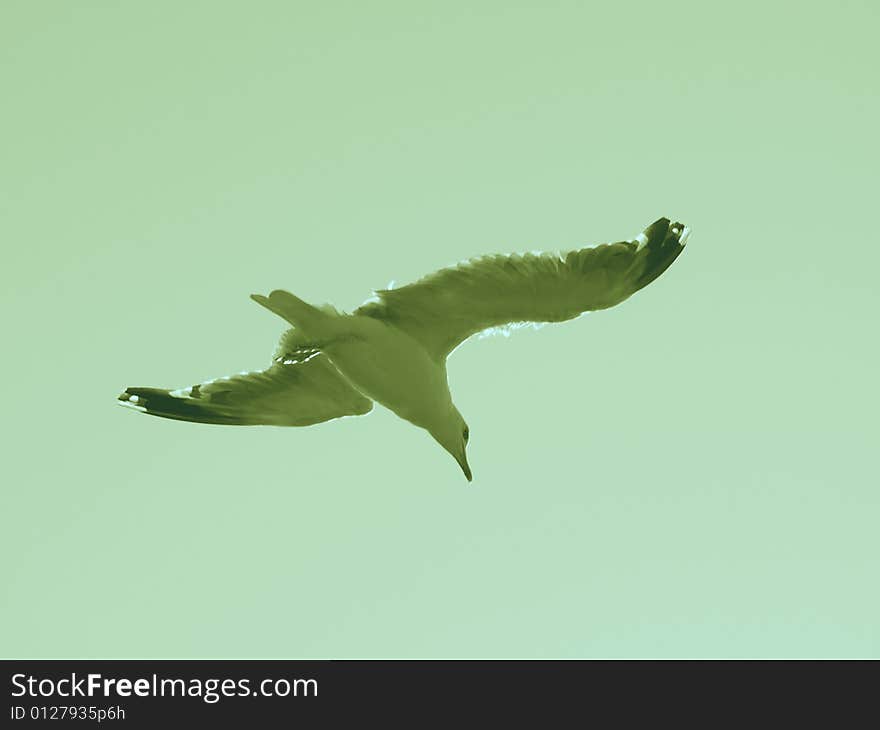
[[118, 216, 689, 481]]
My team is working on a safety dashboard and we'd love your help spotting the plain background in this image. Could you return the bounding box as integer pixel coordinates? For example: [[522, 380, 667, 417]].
[[2, 1, 877, 658]]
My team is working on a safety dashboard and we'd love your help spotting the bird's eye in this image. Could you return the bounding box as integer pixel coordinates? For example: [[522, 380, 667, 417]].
[[463, 427, 469, 442]]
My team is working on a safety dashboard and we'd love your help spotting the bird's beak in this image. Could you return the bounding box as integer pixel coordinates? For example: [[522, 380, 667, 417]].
[[456, 452, 473, 482]]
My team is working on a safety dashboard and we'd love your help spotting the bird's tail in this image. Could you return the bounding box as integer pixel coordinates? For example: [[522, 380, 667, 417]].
[[250, 290, 337, 336]]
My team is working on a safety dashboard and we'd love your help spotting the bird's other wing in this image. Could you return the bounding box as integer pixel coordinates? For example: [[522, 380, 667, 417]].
[[355, 217, 689, 361], [117, 329, 373, 425]]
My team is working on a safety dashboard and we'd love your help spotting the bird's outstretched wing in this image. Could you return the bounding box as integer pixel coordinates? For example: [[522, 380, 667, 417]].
[[117, 329, 373, 425], [355, 217, 688, 361]]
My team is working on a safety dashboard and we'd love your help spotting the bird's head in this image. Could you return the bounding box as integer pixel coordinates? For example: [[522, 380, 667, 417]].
[[427, 406, 472, 482]]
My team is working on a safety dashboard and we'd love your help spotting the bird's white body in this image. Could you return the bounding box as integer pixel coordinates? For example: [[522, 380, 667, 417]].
[[319, 313, 452, 429]]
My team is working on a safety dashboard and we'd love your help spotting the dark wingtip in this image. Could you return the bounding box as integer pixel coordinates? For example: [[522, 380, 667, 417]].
[[634, 218, 688, 290], [644, 217, 671, 241], [117, 386, 248, 425], [117, 387, 150, 412]]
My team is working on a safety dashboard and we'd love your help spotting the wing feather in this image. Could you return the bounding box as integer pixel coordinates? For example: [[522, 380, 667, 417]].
[[118, 329, 372, 426], [356, 217, 687, 360]]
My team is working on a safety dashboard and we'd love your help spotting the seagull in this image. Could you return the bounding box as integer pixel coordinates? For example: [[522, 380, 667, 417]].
[[119, 216, 689, 481]]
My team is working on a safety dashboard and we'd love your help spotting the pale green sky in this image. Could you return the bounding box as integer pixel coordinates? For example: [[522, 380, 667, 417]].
[[1, 1, 878, 657]]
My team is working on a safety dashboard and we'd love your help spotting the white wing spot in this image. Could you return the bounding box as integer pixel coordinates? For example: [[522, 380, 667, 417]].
[[119, 400, 147, 413]]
